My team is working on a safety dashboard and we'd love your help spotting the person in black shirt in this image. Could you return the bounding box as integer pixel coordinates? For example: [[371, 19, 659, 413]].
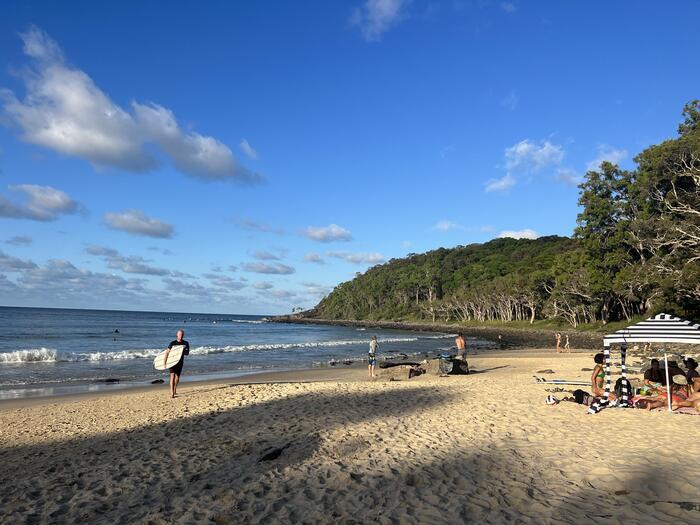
[[643, 359, 665, 389], [164, 329, 190, 398]]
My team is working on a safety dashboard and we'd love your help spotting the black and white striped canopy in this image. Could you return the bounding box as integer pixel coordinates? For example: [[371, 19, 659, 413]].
[[603, 313, 700, 347]]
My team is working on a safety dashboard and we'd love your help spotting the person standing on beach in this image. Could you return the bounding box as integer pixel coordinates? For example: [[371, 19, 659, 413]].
[[564, 334, 571, 353], [163, 329, 190, 398], [368, 336, 379, 378], [555, 332, 562, 353]]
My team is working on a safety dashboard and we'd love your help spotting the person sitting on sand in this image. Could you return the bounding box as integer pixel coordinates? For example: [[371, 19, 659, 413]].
[[455, 333, 467, 360], [644, 375, 692, 411], [555, 332, 562, 353], [643, 359, 665, 392], [590, 353, 614, 399], [591, 353, 605, 397], [368, 336, 379, 378], [163, 329, 190, 399]]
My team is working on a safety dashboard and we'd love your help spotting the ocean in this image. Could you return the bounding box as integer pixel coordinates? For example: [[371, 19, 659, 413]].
[[0, 306, 494, 399]]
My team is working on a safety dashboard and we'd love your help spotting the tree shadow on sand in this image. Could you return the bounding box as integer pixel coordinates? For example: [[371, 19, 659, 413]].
[[4, 379, 696, 524], [0, 384, 452, 523]]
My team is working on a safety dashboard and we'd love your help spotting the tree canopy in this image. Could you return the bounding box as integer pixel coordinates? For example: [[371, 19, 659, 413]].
[[313, 102, 700, 326]]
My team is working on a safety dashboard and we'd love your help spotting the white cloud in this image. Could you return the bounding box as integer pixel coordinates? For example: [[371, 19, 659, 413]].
[[239, 139, 258, 160], [162, 277, 246, 303], [302, 282, 332, 299], [326, 251, 386, 265], [1, 256, 257, 310], [439, 145, 453, 159], [241, 262, 296, 275], [252, 250, 281, 261], [501, 2, 517, 13], [254, 281, 274, 290], [0, 184, 79, 221], [269, 289, 298, 299], [303, 224, 353, 243], [498, 229, 539, 240], [505, 139, 564, 172], [586, 145, 628, 172], [18, 259, 149, 301], [304, 252, 325, 264], [237, 219, 285, 235], [104, 210, 174, 238], [500, 90, 518, 111], [350, 0, 408, 41], [485, 173, 516, 192], [433, 220, 466, 232], [86, 245, 170, 276], [0, 250, 37, 271], [202, 273, 247, 290], [556, 167, 582, 186], [2, 27, 258, 182], [5, 235, 32, 246]]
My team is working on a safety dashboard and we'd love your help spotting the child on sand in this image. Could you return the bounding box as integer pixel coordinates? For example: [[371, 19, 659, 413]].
[[564, 334, 571, 353], [555, 333, 561, 353]]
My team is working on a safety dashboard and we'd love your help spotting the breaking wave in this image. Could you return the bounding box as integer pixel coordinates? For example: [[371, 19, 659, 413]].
[[0, 335, 448, 364]]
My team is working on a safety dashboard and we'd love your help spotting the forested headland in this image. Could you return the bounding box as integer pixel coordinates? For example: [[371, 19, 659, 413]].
[[311, 102, 700, 327]]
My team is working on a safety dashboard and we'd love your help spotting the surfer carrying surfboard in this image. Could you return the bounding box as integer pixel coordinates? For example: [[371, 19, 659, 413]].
[[164, 329, 190, 398]]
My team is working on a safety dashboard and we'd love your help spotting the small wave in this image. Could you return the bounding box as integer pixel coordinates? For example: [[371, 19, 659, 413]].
[[0, 348, 59, 363], [0, 336, 423, 364], [188, 336, 419, 356]]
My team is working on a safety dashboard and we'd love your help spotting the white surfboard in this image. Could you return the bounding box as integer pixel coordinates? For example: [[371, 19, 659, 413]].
[[154, 345, 185, 370]]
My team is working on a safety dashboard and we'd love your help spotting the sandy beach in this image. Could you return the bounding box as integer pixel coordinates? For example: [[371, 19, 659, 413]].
[[2, 349, 699, 524]]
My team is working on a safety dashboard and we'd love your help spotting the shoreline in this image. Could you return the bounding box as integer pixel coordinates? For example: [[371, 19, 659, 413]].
[[0, 346, 553, 409], [269, 316, 604, 349], [0, 364, 367, 410]]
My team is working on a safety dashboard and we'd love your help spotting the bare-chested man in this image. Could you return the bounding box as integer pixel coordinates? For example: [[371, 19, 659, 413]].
[[455, 333, 467, 360]]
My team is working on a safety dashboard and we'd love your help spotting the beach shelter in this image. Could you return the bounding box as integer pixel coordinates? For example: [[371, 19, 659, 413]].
[[603, 313, 700, 347], [601, 313, 700, 412]]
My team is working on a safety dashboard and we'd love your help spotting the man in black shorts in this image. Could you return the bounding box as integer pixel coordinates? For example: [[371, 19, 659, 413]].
[[164, 329, 190, 398]]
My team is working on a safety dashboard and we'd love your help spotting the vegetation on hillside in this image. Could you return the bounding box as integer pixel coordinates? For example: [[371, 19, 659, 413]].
[[314, 101, 700, 326]]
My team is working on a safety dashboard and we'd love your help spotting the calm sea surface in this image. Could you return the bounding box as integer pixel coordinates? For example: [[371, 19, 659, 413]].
[[0, 307, 494, 398]]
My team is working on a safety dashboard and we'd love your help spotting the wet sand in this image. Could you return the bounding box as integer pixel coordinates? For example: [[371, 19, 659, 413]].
[[1, 349, 699, 523]]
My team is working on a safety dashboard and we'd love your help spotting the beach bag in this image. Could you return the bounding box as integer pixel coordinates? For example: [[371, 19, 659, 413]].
[[614, 378, 633, 399]]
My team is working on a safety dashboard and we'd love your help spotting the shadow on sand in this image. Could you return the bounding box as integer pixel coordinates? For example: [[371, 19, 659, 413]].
[[2, 375, 697, 524]]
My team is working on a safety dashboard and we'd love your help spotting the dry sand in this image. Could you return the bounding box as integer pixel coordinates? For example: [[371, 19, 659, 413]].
[[1, 349, 699, 524]]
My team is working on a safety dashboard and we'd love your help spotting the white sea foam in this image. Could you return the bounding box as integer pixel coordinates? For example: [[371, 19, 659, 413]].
[[0, 336, 428, 364], [0, 348, 59, 363]]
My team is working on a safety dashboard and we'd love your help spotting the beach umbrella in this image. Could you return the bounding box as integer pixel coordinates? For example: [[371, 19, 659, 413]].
[[603, 313, 700, 411]]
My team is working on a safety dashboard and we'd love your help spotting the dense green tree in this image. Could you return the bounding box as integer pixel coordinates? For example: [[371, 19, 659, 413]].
[[311, 102, 700, 325]]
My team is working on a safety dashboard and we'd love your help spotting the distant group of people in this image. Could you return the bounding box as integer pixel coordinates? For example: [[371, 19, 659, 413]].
[[365, 332, 471, 378], [555, 333, 571, 353], [566, 351, 700, 412], [636, 356, 700, 410]]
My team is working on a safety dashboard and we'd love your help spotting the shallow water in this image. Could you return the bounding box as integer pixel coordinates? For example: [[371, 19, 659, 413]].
[[0, 306, 495, 397]]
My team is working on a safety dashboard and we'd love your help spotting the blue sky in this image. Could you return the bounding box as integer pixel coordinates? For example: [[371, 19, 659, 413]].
[[0, 0, 698, 314]]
